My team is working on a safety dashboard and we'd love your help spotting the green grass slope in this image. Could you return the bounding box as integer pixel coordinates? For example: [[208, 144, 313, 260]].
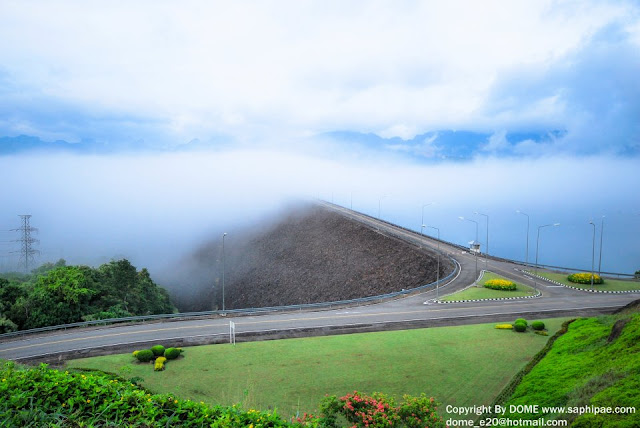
[[68, 319, 569, 418], [500, 308, 640, 427]]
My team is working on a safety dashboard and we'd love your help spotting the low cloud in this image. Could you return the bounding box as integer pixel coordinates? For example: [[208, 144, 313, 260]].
[[1, 150, 638, 278]]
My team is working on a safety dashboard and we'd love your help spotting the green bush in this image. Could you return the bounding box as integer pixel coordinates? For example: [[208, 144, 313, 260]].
[[515, 318, 527, 326], [150, 345, 165, 356], [514, 323, 527, 332], [531, 321, 545, 331], [0, 361, 291, 427], [568, 272, 603, 285], [484, 279, 517, 291], [164, 347, 182, 360], [134, 349, 154, 362]]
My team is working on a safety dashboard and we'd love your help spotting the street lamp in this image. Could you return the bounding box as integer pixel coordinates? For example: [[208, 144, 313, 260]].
[[589, 221, 596, 290], [222, 232, 227, 312], [421, 203, 433, 234], [598, 216, 605, 276], [516, 210, 530, 266], [459, 216, 479, 282], [535, 223, 560, 289], [425, 225, 441, 300], [475, 211, 489, 269]]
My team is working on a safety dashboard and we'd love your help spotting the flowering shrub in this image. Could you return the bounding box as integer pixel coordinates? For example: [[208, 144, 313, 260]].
[[568, 272, 603, 285], [484, 279, 517, 291], [319, 391, 446, 427], [495, 324, 513, 329], [154, 357, 167, 371]]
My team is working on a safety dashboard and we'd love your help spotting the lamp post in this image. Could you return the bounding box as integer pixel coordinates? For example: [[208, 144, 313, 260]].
[[516, 210, 530, 267], [425, 225, 441, 300], [475, 211, 489, 269], [222, 232, 227, 312], [598, 216, 605, 276], [421, 203, 433, 234], [535, 223, 560, 290], [459, 216, 479, 282], [589, 221, 596, 290]]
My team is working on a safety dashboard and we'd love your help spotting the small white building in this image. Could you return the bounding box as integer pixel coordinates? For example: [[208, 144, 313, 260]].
[[468, 240, 481, 254]]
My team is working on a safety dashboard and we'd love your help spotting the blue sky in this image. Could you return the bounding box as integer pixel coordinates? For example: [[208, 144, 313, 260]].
[[1, 1, 639, 275], [0, 0, 638, 157]]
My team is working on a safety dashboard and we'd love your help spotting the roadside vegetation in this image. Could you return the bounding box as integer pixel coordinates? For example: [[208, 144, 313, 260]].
[[67, 319, 569, 419], [0, 259, 176, 333], [493, 305, 640, 427], [530, 270, 640, 291], [441, 271, 537, 302]]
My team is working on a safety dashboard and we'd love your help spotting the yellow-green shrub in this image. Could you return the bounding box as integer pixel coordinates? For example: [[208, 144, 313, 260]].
[[495, 324, 513, 329], [568, 272, 603, 285], [484, 279, 517, 291], [154, 357, 166, 371]]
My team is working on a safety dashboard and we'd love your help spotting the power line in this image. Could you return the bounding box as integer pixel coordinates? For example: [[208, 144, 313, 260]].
[[11, 215, 39, 272]]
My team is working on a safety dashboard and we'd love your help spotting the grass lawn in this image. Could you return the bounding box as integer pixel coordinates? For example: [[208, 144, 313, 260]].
[[530, 270, 640, 291], [67, 318, 570, 419], [441, 271, 537, 302]]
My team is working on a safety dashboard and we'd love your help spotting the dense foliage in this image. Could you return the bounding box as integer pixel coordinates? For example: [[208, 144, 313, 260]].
[[484, 279, 517, 291], [0, 259, 176, 332], [0, 361, 293, 427], [567, 272, 603, 285], [0, 361, 448, 427]]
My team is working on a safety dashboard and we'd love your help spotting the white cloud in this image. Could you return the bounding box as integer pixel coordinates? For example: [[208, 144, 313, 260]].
[[0, 0, 637, 148]]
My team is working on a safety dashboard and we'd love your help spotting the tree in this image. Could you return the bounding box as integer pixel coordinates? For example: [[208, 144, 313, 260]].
[[21, 266, 95, 329]]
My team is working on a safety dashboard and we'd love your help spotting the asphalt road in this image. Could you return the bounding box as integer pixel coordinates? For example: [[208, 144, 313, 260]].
[[1, 203, 638, 362]]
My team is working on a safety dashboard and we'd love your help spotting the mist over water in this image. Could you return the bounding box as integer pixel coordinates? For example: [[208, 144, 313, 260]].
[[1, 150, 638, 300]]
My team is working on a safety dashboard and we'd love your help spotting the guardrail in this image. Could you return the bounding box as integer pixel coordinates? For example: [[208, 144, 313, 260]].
[[0, 255, 459, 340], [320, 201, 637, 279]]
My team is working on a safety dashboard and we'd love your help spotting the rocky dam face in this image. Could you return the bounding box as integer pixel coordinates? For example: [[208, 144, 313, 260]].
[[167, 203, 451, 311]]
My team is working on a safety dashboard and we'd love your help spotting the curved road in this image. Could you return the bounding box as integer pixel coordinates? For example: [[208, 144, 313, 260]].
[[1, 203, 638, 362]]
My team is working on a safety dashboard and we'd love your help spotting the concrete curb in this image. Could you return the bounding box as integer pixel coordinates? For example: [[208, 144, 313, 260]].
[[432, 270, 541, 304], [525, 271, 640, 294]]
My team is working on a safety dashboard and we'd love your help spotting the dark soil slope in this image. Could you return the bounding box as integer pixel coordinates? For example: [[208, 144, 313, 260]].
[[167, 204, 450, 311], [224, 205, 449, 308]]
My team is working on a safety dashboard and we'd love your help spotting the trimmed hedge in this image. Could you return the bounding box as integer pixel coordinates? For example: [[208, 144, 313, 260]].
[[484, 279, 517, 291], [515, 318, 528, 326], [134, 349, 155, 363], [495, 324, 513, 329], [164, 347, 182, 360], [568, 272, 603, 285], [154, 357, 167, 371], [514, 323, 527, 332], [151, 345, 166, 356], [531, 321, 545, 331]]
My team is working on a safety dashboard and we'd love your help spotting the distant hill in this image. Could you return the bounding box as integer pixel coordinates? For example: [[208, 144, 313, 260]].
[[322, 129, 566, 161], [1, 129, 566, 159]]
